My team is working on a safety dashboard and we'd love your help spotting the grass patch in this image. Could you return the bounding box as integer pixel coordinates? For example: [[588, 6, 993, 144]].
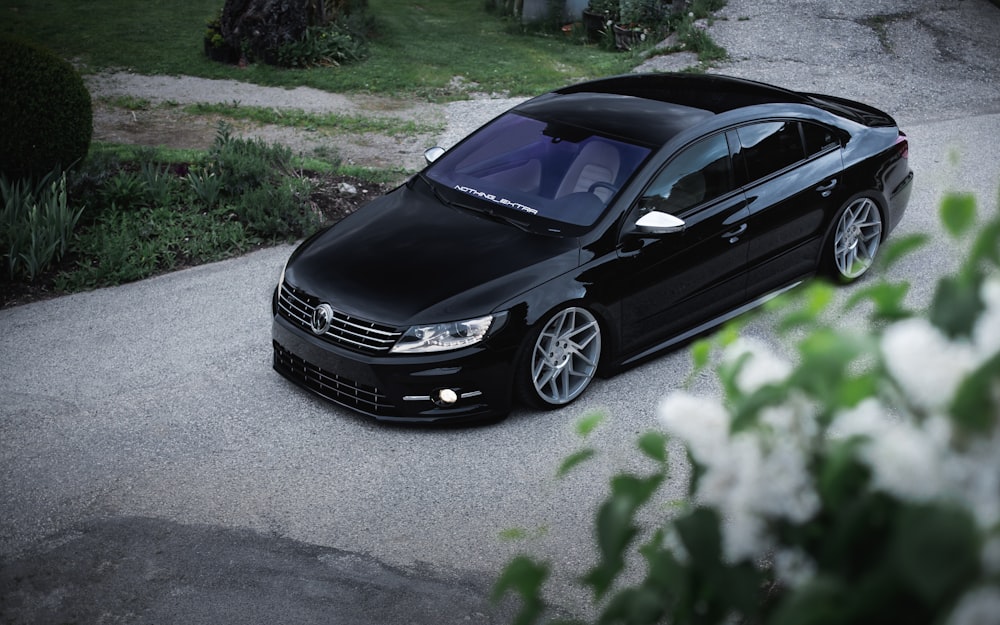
[[184, 102, 442, 137], [1, 0, 641, 98]]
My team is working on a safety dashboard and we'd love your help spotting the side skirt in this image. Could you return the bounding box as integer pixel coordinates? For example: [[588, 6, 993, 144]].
[[616, 281, 803, 370]]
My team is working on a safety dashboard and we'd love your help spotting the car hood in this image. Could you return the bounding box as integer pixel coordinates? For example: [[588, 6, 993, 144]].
[[284, 181, 581, 326]]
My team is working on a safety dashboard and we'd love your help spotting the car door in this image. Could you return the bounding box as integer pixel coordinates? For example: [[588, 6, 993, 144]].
[[735, 120, 844, 297], [611, 132, 750, 357]]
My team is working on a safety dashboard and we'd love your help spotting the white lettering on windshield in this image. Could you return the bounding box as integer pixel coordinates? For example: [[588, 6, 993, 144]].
[[454, 185, 539, 215]]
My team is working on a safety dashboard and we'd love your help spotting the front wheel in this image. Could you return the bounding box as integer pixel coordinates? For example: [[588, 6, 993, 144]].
[[827, 195, 883, 282], [515, 306, 602, 409]]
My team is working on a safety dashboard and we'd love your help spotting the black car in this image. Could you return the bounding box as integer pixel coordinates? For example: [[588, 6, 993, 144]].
[[272, 73, 913, 423]]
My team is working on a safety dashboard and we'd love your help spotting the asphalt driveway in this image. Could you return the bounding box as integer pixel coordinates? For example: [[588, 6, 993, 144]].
[[3, 1, 1000, 623]]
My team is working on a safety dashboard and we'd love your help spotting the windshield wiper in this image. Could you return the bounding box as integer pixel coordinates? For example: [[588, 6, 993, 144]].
[[457, 201, 533, 233], [417, 174, 533, 233]]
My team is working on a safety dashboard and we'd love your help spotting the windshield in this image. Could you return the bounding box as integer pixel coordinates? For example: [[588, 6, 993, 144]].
[[425, 112, 652, 232]]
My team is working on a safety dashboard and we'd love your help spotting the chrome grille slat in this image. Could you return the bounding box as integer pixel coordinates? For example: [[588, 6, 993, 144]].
[[273, 342, 391, 416], [277, 283, 402, 354]]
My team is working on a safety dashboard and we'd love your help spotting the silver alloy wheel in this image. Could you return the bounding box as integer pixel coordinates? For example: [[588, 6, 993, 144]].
[[834, 197, 883, 280], [530, 307, 602, 405]]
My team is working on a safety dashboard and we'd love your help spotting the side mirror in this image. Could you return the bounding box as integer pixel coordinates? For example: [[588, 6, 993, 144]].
[[635, 211, 686, 234], [424, 146, 446, 164]]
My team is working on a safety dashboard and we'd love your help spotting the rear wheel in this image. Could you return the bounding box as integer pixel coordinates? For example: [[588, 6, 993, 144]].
[[828, 195, 883, 282], [515, 306, 602, 409]]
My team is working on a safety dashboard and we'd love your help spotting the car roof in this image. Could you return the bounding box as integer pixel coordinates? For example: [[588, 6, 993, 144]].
[[513, 73, 817, 147], [559, 73, 813, 113], [513, 92, 713, 147]]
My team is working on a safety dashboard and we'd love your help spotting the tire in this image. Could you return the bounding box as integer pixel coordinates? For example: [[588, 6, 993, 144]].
[[514, 306, 602, 410], [826, 194, 884, 282]]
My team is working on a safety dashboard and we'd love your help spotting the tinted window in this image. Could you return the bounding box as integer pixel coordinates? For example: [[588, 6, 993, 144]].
[[737, 121, 805, 181], [802, 122, 840, 155], [639, 133, 733, 216]]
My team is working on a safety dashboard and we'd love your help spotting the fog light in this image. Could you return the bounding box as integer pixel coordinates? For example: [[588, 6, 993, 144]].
[[434, 388, 459, 406]]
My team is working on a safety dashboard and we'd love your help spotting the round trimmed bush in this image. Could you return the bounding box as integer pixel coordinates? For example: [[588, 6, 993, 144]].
[[0, 36, 93, 179]]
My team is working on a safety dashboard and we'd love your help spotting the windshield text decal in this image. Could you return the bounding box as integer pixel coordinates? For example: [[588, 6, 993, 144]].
[[454, 185, 538, 215]]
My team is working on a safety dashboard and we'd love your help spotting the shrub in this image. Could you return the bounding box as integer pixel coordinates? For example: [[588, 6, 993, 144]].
[[276, 22, 367, 68], [0, 36, 92, 179], [497, 189, 1000, 625]]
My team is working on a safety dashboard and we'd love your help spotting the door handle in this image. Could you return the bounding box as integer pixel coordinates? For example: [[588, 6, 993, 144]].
[[722, 223, 747, 242], [816, 178, 838, 197]]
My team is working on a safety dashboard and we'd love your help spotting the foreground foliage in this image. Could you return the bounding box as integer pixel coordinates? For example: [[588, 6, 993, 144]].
[[497, 188, 1000, 625]]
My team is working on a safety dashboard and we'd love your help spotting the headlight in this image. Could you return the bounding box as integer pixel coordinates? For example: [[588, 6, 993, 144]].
[[391, 315, 495, 354]]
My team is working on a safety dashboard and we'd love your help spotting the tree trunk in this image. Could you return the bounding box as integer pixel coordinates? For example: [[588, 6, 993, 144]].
[[220, 0, 313, 63]]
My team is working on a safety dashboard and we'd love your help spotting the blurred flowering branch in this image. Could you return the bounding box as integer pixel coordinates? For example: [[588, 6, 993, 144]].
[[496, 187, 1000, 625]]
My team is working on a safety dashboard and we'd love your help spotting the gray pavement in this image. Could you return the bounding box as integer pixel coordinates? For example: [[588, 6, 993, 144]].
[[3, 1, 1000, 623]]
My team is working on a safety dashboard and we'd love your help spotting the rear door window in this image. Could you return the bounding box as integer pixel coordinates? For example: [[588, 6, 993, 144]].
[[736, 121, 805, 182]]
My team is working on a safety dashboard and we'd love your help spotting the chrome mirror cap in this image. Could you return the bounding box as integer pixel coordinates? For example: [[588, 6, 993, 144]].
[[424, 146, 446, 164], [635, 211, 686, 234]]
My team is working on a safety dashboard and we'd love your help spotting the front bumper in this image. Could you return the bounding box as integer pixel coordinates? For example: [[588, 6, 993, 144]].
[[272, 313, 516, 423]]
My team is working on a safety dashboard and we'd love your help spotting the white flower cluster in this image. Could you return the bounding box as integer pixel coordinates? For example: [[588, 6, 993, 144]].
[[659, 338, 818, 567], [657, 278, 1000, 607]]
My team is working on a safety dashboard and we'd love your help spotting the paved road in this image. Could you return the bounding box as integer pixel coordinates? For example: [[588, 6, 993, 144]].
[[2, 1, 999, 623]]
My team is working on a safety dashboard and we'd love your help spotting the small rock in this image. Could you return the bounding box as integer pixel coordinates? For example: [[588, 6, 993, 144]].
[[337, 182, 358, 196]]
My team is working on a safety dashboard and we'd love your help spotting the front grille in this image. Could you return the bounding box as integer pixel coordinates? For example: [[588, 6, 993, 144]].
[[277, 282, 402, 354], [273, 341, 392, 417]]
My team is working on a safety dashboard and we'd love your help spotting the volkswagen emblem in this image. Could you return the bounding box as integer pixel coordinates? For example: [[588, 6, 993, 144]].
[[311, 303, 334, 335]]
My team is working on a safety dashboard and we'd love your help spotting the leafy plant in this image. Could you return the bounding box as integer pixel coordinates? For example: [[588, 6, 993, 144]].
[[99, 170, 146, 211], [186, 168, 223, 208], [139, 161, 180, 207], [1, 170, 83, 281], [276, 23, 367, 68], [497, 188, 1000, 625]]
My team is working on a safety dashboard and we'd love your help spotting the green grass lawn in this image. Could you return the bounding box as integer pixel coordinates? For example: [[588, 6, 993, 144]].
[[1, 0, 639, 97]]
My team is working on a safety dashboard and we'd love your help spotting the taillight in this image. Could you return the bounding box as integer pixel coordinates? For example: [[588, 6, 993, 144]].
[[894, 131, 909, 159]]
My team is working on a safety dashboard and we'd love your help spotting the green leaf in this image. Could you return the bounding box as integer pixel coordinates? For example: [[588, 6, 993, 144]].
[[877, 232, 930, 270], [775, 282, 834, 333], [930, 273, 984, 338], [640, 534, 684, 592], [691, 338, 712, 372], [557, 448, 596, 477], [719, 562, 764, 617], [804, 280, 835, 314], [969, 218, 1000, 268], [768, 576, 846, 625], [950, 351, 1000, 434], [843, 281, 912, 321], [818, 438, 870, 510], [939, 192, 976, 237], [584, 474, 664, 598], [494, 556, 549, 625], [599, 587, 665, 625], [575, 412, 605, 437], [730, 383, 788, 432], [792, 328, 865, 405], [891, 503, 979, 605], [674, 507, 722, 570], [835, 372, 879, 408], [637, 431, 667, 463]]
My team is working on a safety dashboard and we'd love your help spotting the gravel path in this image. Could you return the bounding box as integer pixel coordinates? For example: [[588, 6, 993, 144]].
[[85, 72, 526, 171]]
